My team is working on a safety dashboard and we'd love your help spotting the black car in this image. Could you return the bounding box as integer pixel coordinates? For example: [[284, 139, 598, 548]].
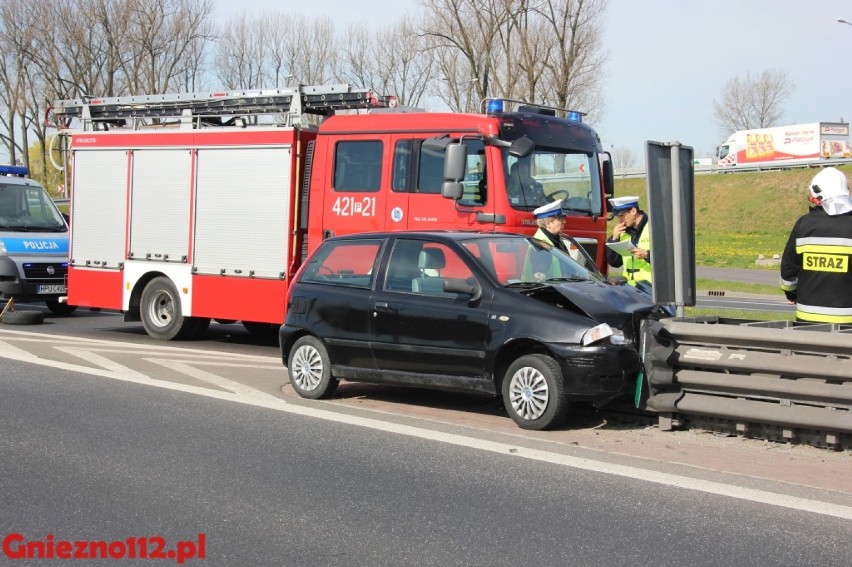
[[280, 231, 658, 430]]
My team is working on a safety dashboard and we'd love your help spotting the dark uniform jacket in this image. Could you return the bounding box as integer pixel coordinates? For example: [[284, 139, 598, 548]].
[[780, 206, 852, 323]]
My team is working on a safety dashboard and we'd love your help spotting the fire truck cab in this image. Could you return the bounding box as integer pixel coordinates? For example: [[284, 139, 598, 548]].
[[52, 85, 614, 340]]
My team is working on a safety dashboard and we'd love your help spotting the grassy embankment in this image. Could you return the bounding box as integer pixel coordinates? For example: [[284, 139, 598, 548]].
[[612, 165, 852, 319]]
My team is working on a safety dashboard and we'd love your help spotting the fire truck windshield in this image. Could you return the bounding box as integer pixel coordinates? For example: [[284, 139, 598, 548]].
[[503, 149, 602, 215]]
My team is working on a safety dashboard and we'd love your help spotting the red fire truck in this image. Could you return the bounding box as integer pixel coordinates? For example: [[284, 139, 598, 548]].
[[51, 84, 615, 340]]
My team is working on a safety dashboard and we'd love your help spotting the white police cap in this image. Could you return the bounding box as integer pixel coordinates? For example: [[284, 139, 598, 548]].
[[532, 199, 565, 219], [609, 196, 640, 214]]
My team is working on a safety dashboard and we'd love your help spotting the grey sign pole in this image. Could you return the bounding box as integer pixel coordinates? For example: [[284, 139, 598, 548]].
[[645, 141, 695, 314]]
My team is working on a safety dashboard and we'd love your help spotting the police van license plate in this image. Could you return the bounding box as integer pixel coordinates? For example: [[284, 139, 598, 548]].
[[37, 285, 66, 294]]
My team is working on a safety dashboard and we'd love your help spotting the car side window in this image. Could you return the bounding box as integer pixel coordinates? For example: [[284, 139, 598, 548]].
[[300, 240, 383, 288], [385, 239, 473, 296]]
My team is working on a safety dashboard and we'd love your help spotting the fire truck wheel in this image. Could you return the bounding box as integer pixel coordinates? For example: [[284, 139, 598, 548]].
[[190, 317, 211, 339], [1, 309, 45, 325], [140, 276, 196, 341], [45, 300, 78, 316], [287, 336, 339, 399], [242, 321, 277, 343]]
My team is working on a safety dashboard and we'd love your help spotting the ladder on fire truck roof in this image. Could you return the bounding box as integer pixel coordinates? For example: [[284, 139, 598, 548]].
[[49, 84, 396, 131]]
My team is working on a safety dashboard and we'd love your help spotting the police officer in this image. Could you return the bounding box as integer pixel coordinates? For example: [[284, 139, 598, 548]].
[[606, 196, 652, 285], [780, 167, 852, 323]]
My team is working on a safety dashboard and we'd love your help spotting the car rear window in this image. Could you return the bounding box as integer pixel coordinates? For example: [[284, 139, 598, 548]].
[[300, 239, 383, 289]]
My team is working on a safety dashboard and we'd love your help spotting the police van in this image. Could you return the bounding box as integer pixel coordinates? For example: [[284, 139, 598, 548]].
[[0, 165, 74, 315]]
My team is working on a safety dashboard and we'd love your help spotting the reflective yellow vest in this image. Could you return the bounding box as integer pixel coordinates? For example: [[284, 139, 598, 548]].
[[618, 221, 653, 284]]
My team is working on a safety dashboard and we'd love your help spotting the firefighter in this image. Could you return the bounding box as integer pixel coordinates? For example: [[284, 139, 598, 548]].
[[606, 196, 652, 286], [507, 158, 546, 207], [780, 167, 852, 323]]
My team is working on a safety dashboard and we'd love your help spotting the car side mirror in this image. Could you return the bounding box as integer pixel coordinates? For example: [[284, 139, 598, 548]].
[[444, 277, 482, 302]]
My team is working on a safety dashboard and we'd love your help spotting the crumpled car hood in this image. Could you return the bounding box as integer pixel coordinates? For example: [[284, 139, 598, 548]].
[[548, 280, 655, 325]]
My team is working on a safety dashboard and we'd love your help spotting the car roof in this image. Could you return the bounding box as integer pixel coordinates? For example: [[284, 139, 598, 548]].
[[325, 230, 525, 243]]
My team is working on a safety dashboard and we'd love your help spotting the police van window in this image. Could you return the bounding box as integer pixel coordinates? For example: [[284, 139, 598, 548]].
[[334, 141, 383, 192]]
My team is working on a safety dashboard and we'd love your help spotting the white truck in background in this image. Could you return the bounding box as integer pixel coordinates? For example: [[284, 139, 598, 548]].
[[716, 122, 851, 169]]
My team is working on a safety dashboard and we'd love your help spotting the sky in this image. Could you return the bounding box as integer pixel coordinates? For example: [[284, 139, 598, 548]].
[[211, 0, 852, 160], [6, 1, 849, 166]]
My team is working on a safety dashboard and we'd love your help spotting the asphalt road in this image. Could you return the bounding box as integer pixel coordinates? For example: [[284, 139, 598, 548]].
[[2, 361, 851, 566], [696, 266, 779, 286]]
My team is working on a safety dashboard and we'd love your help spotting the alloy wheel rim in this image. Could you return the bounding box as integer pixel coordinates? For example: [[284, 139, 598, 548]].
[[508, 366, 549, 421], [292, 345, 323, 391]]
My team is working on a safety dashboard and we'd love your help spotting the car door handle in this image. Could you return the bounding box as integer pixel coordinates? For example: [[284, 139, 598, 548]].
[[373, 301, 389, 312]]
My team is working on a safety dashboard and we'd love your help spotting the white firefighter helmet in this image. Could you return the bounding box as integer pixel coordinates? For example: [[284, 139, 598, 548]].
[[809, 167, 852, 215]]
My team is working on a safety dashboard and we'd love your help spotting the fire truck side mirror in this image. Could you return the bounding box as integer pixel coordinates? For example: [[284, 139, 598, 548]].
[[443, 142, 467, 181], [602, 157, 615, 198], [442, 181, 464, 200]]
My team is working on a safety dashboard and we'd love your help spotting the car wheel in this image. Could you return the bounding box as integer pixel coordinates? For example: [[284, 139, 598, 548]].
[[45, 299, 77, 316], [502, 354, 567, 430], [140, 277, 197, 341], [1, 309, 45, 325], [288, 336, 339, 399]]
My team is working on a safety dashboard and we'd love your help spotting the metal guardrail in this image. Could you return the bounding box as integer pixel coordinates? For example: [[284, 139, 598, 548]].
[[641, 316, 852, 447], [614, 157, 852, 179]]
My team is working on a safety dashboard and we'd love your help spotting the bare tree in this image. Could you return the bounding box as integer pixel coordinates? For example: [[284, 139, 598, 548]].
[[214, 13, 269, 89], [712, 68, 794, 135], [533, 0, 606, 120], [119, 0, 215, 94], [420, 0, 510, 112], [610, 146, 638, 170], [0, 0, 32, 165], [0, 0, 216, 187], [420, 0, 608, 118], [337, 17, 433, 108]]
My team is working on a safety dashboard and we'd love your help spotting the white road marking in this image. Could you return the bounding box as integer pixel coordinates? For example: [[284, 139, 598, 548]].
[[1, 329, 850, 521], [145, 358, 281, 402]]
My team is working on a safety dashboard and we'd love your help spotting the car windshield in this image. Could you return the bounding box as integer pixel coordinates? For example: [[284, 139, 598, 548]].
[[503, 148, 602, 215], [0, 183, 67, 230], [461, 235, 603, 287]]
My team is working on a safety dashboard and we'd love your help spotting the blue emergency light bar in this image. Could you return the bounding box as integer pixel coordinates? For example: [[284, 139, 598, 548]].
[[0, 165, 28, 177], [484, 98, 584, 122], [485, 99, 504, 113]]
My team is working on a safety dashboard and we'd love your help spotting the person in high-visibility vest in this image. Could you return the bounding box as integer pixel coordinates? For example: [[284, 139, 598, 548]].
[[606, 196, 652, 285], [780, 167, 852, 323], [523, 199, 568, 282]]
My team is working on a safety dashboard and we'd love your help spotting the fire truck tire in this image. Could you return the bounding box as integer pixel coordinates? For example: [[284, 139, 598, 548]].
[[189, 317, 211, 339], [2, 309, 45, 325], [45, 300, 78, 316], [242, 321, 277, 342], [140, 276, 197, 341]]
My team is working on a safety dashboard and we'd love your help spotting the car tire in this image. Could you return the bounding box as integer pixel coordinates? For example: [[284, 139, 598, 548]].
[[45, 300, 77, 316], [288, 336, 339, 399], [1, 309, 45, 325], [140, 276, 197, 341], [502, 354, 567, 430]]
